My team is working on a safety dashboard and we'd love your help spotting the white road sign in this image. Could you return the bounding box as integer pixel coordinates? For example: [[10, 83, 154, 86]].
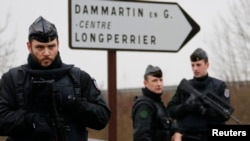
[[68, 0, 200, 52]]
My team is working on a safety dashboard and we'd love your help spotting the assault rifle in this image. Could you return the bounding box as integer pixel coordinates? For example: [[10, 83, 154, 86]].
[[32, 80, 69, 141], [178, 78, 242, 124]]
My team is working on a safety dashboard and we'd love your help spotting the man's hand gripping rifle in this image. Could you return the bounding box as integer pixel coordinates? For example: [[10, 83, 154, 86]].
[[32, 80, 69, 141], [179, 78, 241, 124]]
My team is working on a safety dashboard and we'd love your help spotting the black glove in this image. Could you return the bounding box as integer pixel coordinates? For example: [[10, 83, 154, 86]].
[[25, 113, 53, 141], [185, 98, 206, 115], [185, 98, 199, 109]]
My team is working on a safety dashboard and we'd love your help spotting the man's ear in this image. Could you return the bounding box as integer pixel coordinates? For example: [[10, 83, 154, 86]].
[[143, 80, 147, 87], [27, 41, 32, 53], [207, 62, 210, 68]]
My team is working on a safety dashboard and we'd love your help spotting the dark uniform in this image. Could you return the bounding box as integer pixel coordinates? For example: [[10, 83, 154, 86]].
[[132, 65, 172, 141], [167, 48, 231, 141], [0, 16, 111, 141]]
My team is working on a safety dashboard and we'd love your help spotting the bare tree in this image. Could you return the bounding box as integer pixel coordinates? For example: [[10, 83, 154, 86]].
[[203, 0, 250, 124], [0, 11, 16, 75], [205, 0, 250, 84]]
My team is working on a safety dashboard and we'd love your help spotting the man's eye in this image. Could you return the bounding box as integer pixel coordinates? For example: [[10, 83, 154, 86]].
[[49, 46, 54, 49]]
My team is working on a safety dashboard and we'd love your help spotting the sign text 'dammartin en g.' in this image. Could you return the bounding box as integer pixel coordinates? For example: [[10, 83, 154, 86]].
[[68, 0, 200, 52]]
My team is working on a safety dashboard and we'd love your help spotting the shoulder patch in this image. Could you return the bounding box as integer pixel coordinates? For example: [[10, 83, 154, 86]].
[[224, 89, 230, 98], [139, 110, 149, 119]]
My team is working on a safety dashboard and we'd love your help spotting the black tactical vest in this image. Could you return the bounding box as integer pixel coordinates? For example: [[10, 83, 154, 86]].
[[9, 66, 81, 111], [133, 96, 172, 141]]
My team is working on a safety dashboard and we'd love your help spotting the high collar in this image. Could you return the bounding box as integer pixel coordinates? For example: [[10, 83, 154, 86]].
[[25, 52, 74, 80], [193, 73, 208, 81], [192, 74, 210, 91], [142, 87, 162, 102]]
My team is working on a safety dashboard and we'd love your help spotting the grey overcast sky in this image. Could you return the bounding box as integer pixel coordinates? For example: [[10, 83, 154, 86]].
[[0, 0, 231, 89]]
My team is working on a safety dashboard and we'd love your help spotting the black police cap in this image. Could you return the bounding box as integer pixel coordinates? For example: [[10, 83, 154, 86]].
[[144, 65, 162, 78], [28, 16, 58, 42], [190, 48, 208, 62]]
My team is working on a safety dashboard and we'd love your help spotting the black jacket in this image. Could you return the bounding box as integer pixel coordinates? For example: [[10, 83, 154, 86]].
[[132, 88, 172, 141], [0, 54, 111, 141], [167, 75, 231, 134]]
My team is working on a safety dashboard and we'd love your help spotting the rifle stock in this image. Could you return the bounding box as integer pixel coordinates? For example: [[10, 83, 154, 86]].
[[178, 78, 242, 124]]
